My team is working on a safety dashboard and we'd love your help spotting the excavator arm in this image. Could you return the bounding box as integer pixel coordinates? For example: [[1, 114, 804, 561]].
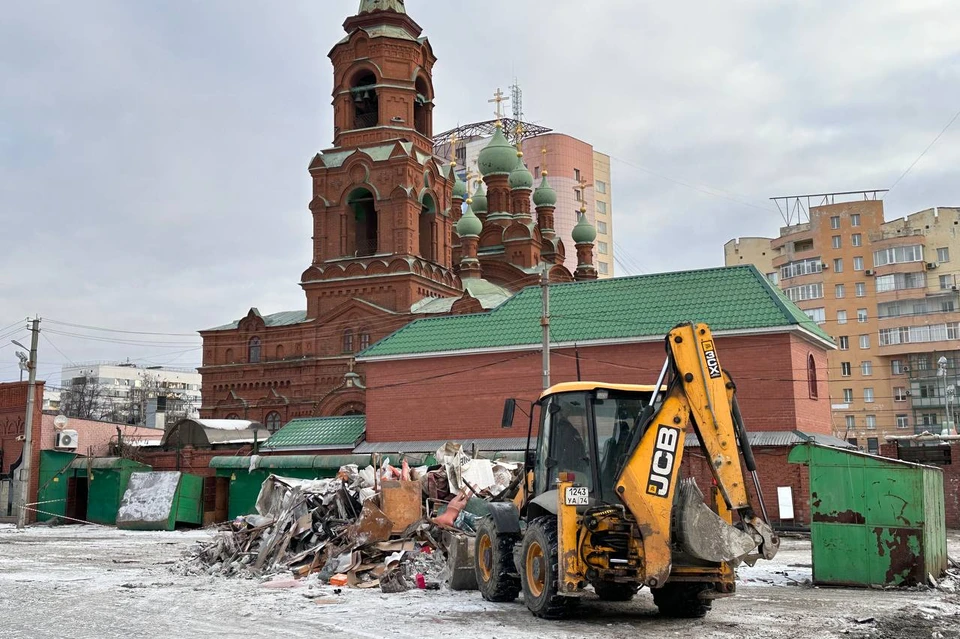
[[614, 322, 779, 588]]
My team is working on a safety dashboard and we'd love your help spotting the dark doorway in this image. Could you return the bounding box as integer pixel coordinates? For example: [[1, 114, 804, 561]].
[[66, 476, 88, 523]]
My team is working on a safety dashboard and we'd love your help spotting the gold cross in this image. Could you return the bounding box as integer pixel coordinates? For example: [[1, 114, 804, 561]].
[[577, 180, 589, 212], [448, 132, 459, 166], [488, 88, 509, 121], [541, 147, 548, 176], [514, 122, 525, 151]]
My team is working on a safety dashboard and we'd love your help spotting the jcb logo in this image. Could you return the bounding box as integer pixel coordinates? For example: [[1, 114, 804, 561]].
[[701, 340, 722, 379], [646, 426, 680, 497]]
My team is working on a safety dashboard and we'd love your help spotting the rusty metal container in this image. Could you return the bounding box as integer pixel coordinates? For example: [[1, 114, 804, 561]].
[[788, 443, 947, 587]]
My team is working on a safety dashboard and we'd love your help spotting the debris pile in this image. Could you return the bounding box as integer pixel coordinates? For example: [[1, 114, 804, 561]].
[[182, 443, 522, 593]]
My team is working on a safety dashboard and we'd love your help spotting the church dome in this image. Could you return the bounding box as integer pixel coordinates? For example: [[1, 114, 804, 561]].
[[478, 124, 519, 177], [452, 174, 468, 199], [456, 200, 483, 237], [532, 174, 558, 207], [471, 183, 488, 213], [509, 153, 535, 190], [572, 211, 597, 244]]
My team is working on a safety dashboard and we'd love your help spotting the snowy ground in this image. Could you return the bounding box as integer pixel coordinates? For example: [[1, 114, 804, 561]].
[[0, 524, 958, 639]]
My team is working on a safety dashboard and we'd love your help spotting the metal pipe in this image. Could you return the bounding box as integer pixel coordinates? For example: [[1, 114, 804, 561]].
[[540, 268, 550, 390]]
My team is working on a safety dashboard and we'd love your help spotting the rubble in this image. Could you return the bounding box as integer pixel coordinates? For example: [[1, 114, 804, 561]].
[[181, 443, 523, 594]]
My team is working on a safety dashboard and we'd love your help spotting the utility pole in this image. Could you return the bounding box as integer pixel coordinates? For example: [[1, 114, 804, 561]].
[[541, 268, 551, 390], [16, 318, 39, 529]]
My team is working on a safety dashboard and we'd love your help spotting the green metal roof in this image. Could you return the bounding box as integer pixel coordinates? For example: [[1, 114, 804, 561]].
[[210, 454, 372, 470], [205, 310, 309, 332], [359, 265, 833, 359], [261, 415, 366, 450]]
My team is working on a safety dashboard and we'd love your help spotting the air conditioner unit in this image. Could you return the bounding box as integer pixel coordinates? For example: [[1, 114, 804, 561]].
[[55, 430, 79, 450], [953, 286, 958, 292], [902, 365, 911, 372], [905, 390, 913, 396], [927, 262, 939, 270], [821, 262, 829, 269], [865, 269, 875, 276]]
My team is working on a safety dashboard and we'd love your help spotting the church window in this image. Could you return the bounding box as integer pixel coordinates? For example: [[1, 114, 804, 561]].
[[807, 354, 819, 399], [225, 348, 234, 364], [248, 337, 261, 364], [343, 329, 355, 353], [414, 76, 431, 137], [419, 194, 437, 262], [265, 411, 282, 433], [348, 188, 378, 257], [360, 332, 371, 350], [351, 71, 379, 129]]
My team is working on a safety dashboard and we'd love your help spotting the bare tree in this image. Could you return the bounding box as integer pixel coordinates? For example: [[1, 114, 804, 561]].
[[60, 374, 106, 420]]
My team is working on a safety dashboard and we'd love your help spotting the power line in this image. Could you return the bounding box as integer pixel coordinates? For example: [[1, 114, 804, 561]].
[[887, 104, 960, 195], [44, 318, 198, 337], [40, 332, 76, 367]]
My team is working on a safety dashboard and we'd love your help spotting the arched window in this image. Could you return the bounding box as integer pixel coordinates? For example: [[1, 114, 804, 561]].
[[265, 411, 282, 433], [419, 194, 437, 262], [360, 332, 371, 350], [414, 76, 431, 136], [347, 188, 378, 257], [249, 337, 261, 364], [275, 344, 285, 360], [808, 354, 819, 399], [343, 329, 354, 353], [225, 348, 234, 364], [225, 413, 240, 420], [351, 71, 378, 129]]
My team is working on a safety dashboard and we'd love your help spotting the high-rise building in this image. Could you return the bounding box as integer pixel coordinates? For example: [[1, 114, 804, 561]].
[[437, 125, 615, 278], [725, 193, 960, 449]]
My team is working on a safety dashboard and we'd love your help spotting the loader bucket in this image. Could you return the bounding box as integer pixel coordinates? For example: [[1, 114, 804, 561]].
[[675, 479, 757, 563]]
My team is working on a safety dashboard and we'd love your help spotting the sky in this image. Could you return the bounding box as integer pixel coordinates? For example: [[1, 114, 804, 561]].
[[2, 0, 960, 384]]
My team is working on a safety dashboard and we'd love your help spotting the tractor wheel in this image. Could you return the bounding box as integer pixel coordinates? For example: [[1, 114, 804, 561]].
[[475, 518, 521, 602], [652, 582, 713, 618], [593, 581, 638, 602], [519, 516, 578, 619]]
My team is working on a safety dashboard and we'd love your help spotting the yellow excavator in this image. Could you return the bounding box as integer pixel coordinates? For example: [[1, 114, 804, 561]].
[[475, 322, 780, 619]]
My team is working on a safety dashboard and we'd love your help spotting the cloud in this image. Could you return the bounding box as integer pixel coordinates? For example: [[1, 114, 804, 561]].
[[1, 0, 959, 381]]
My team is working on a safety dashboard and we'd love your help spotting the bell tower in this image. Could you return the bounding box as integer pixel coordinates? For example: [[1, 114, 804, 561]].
[[300, 0, 460, 319]]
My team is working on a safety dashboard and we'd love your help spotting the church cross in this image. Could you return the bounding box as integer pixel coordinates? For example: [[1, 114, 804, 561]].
[[489, 88, 509, 121]]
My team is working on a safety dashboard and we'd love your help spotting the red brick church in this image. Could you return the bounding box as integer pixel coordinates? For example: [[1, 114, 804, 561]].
[[199, 0, 597, 425]]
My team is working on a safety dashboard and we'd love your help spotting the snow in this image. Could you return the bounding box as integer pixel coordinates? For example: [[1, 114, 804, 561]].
[[197, 419, 256, 431], [0, 525, 957, 639], [116, 471, 181, 524]]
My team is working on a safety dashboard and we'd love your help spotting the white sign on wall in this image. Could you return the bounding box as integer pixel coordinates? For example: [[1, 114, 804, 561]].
[[777, 486, 795, 520]]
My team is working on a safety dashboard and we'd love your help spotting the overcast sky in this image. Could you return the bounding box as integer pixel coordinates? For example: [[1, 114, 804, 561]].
[[2, 0, 959, 383]]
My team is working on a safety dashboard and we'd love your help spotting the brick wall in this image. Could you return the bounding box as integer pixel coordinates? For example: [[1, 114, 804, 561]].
[[37, 415, 160, 458], [881, 442, 960, 529], [0, 382, 45, 523], [680, 445, 810, 527], [365, 332, 833, 443], [138, 446, 242, 479]]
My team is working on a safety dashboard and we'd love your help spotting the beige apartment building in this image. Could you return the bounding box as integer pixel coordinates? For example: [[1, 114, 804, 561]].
[[725, 198, 960, 451]]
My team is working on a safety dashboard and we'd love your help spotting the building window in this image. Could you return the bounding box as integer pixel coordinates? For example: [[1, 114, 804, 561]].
[[896, 414, 909, 429], [805, 308, 826, 324], [784, 283, 824, 302], [867, 437, 879, 454], [833, 258, 844, 272], [916, 355, 930, 370], [575, 189, 583, 201], [843, 388, 854, 403], [360, 332, 371, 350], [574, 168, 581, 182], [597, 221, 608, 234], [598, 241, 609, 255], [938, 247, 950, 263], [875, 272, 927, 292], [807, 354, 818, 399], [845, 416, 856, 430], [839, 336, 849, 350], [922, 413, 938, 426], [780, 258, 823, 280], [837, 310, 848, 325], [598, 262, 609, 275], [248, 337, 261, 364], [855, 282, 866, 297], [857, 308, 868, 323], [864, 388, 875, 403], [851, 214, 861, 227], [874, 244, 924, 267], [351, 71, 379, 129], [940, 274, 953, 290], [861, 361, 873, 376], [265, 411, 282, 433], [854, 256, 864, 271], [832, 235, 842, 249], [892, 359, 904, 374], [841, 362, 852, 377], [835, 284, 845, 299], [830, 216, 841, 229], [894, 387, 907, 401], [859, 334, 870, 349], [852, 233, 862, 247], [343, 329, 354, 353], [596, 180, 607, 194], [866, 415, 877, 430], [596, 200, 607, 215]]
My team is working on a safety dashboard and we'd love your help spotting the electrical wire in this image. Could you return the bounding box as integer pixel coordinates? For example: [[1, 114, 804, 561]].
[[44, 318, 199, 337], [887, 104, 960, 195]]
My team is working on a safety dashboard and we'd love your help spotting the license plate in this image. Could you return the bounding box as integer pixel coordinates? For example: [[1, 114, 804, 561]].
[[565, 486, 589, 506]]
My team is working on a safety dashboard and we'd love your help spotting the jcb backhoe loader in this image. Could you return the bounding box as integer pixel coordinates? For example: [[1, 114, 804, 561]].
[[475, 322, 780, 619]]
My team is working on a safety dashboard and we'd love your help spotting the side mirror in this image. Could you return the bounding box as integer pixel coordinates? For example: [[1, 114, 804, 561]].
[[501, 398, 516, 428]]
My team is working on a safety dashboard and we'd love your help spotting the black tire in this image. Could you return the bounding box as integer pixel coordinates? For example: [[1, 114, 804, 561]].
[[652, 582, 713, 618], [475, 518, 521, 602], [593, 581, 638, 602], [519, 516, 578, 619]]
